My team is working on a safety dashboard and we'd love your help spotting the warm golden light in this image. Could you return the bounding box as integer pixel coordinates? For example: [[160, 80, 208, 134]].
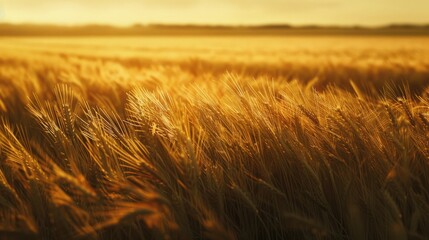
[[1, 0, 429, 26], [1, 0, 429, 239]]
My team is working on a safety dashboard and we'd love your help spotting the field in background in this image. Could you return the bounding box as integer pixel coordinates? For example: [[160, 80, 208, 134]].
[[1, 37, 429, 239], [2, 36, 429, 97]]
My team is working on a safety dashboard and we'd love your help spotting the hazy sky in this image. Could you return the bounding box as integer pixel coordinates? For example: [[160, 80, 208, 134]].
[[0, 0, 428, 26]]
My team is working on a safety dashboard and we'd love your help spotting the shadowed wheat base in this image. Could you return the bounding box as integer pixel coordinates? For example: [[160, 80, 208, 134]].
[[0, 37, 429, 239]]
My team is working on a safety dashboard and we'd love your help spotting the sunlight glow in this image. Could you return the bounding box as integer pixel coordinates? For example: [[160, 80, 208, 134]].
[[1, 0, 429, 26]]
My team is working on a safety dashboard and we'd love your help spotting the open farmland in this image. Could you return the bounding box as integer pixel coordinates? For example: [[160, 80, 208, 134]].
[[1, 36, 429, 239]]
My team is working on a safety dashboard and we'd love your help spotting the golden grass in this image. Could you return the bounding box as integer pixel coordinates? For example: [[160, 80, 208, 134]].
[[0, 37, 429, 239]]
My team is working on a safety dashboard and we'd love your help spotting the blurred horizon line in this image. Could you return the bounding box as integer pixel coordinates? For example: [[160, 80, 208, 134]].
[[1, 22, 429, 36]]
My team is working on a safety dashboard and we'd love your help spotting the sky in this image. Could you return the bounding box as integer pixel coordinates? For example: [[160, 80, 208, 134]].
[[0, 0, 428, 26]]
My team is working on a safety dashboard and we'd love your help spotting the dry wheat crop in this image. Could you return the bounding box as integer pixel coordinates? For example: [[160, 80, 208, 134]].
[[0, 36, 429, 239]]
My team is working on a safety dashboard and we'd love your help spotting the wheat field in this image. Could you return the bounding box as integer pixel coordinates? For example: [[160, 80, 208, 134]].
[[1, 36, 429, 239]]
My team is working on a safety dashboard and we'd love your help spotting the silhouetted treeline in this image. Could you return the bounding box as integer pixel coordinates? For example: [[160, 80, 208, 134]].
[[1, 23, 429, 36]]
